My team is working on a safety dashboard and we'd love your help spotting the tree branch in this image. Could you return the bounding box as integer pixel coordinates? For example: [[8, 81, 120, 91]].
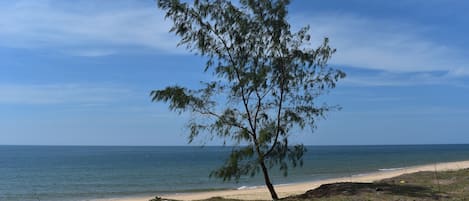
[[190, 9, 258, 141], [195, 109, 251, 135], [265, 56, 287, 157]]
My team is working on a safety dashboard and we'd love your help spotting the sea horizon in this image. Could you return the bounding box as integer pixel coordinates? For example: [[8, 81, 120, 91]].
[[2, 143, 469, 147], [2, 144, 469, 201]]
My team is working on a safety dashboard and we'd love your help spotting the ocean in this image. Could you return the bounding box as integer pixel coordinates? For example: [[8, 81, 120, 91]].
[[1, 144, 469, 201]]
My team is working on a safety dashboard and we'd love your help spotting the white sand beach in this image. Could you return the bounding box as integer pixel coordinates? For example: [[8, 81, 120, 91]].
[[96, 160, 469, 201]]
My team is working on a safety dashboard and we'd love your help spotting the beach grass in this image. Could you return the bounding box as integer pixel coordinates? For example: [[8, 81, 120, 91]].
[[183, 168, 469, 201]]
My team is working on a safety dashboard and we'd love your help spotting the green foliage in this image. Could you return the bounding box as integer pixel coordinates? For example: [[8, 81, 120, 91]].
[[152, 0, 345, 199]]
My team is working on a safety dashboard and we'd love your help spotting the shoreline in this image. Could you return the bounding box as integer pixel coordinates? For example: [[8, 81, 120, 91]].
[[95, 160, 469, 201]]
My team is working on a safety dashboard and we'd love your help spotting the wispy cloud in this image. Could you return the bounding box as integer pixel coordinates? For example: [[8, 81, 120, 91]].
[[2, 0, 468, 86], [0, 0, 180, 56], [0, 83, 133, 105], [341, 70, 469, 87], [340, 106, 469, 116], [292, 13, 469, 76], [68, 49, 117, 57]]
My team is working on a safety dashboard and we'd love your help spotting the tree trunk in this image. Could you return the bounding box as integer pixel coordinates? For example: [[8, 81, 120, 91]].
[[259, 160, 279, 200]]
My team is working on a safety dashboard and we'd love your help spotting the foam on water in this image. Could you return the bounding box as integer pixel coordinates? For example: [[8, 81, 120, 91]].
[[237, 185, 258, 190], [378, 167, 405, 171]]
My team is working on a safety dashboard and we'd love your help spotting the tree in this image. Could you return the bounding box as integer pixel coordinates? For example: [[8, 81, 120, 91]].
[[152, 0, 345, 199]]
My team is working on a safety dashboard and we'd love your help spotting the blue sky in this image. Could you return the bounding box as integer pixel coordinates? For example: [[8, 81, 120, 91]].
[[1, 0, 469, 146]]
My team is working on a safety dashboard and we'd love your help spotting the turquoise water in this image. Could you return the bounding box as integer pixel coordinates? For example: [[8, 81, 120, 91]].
[[1, 145, 469, 201]]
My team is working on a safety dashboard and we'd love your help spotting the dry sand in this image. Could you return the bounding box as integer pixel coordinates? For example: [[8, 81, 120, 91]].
[[94, 160, 469, 201]]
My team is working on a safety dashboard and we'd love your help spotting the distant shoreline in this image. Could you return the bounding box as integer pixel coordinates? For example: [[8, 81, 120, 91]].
[[3, 143, 469, 147], [6, 145, 469, 201], [95, 160, 469, 201]]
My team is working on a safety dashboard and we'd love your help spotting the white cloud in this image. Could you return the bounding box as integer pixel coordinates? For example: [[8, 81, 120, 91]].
[[446, 68, 469, 77], [68, 49, 117, 57], [0, 0, 181, 55], [341, 71, 469, 87], [1, 0, 468, 81], [292, 13, 469, 75], [0, 83, 133, 105]]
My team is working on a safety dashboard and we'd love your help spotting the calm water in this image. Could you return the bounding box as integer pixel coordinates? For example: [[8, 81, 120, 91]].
[[1, 145, 469, 201]]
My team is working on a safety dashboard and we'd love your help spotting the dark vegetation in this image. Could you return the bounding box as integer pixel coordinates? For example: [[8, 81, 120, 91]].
[[281, 169, 469, 200], [154, 169, 469, 201]]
